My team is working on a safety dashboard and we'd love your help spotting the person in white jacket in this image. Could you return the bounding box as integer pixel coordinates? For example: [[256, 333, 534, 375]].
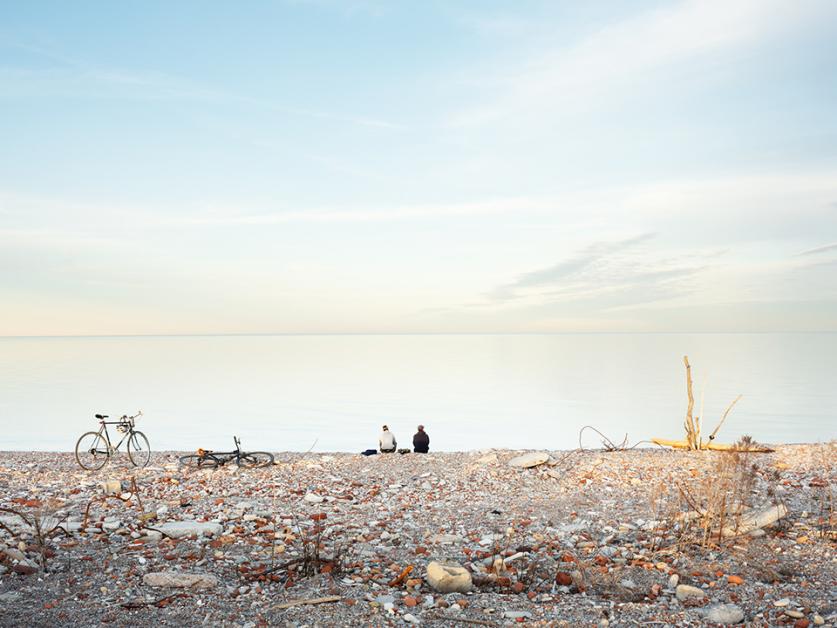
[[379, 425, 397, 453]]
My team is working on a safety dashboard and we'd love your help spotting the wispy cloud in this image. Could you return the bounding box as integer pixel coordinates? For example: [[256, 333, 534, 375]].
[[449, 0, 835, 126], [797, 242, 837, 256], [0, 42, 404, 130], [483, 233, 719, 314], [180, 197, 555, 226], [509, 234, 656, 291]]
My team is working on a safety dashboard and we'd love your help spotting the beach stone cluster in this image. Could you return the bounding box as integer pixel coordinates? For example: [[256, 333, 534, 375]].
[[0, 443, 834, 626]]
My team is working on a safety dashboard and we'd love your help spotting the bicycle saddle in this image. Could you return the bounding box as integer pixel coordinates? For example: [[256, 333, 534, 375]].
[[95, 414, 109, 419]]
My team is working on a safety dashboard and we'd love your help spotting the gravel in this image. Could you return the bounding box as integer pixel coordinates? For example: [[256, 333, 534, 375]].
[[0, 443, 834, 626]]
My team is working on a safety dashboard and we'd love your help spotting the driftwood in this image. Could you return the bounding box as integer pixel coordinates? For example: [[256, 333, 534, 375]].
[[653, 355, 773, 452], [270, 596, 341, 610], [683, 356, 698, 448], [652, 437, 773, 453], [720, 503, 788, 537]]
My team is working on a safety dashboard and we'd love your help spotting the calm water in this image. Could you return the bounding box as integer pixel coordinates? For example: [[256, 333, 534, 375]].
[[0, 334, 834, 452]]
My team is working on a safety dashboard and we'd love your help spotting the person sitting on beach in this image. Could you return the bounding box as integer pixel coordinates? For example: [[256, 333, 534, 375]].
[[413, 425, 430, 453], [379, 425, 397, 453]]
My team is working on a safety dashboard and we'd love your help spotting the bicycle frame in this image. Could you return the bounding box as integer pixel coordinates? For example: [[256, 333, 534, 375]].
[[194, 436, 244, 465], [94, 412, 142, 456], [181, 435, 272, 469]]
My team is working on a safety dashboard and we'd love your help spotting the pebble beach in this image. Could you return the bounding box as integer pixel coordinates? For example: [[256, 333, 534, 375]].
[[0, 444, 834, 627]]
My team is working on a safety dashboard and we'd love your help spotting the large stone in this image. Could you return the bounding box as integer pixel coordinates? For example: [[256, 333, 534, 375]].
[[3, 547, 26, 562], [676, 584, 706, 601], [143, 571, 218, 589], [704, 603, 744, 624], [426, 561, 472, 593], [100, 480, 122, 495], [508, 452, 550, 468], [154, 521, 223, 538]]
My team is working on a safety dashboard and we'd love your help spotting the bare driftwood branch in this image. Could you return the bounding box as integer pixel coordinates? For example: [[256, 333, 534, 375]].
[[683, 356, 697, 449], [654, 357, 762, 451], [269, 596, 341, 610], [709, 394, 743, 442], [651, 437, 773, 453], [720, 503, 788, 537]]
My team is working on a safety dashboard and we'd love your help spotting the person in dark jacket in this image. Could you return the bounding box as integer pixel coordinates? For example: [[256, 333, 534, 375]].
[[412, 425, 430, 453]]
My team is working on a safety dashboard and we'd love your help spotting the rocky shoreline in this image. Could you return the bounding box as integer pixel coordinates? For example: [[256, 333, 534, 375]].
[[0, 444, 834, 627]]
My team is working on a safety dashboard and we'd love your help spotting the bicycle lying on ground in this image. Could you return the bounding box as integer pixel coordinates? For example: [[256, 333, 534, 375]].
[[75, 411, 151, 470], [179, 436, 274, 468]]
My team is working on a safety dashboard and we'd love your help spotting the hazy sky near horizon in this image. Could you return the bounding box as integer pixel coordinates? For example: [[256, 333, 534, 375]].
[[2, 0, 837, 335]]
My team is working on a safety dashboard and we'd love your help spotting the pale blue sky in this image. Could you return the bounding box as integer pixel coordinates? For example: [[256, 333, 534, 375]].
[[2, 0, 836, 335]]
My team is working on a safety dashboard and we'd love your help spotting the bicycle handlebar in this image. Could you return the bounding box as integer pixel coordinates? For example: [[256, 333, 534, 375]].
[[97, 410, 142, 424]]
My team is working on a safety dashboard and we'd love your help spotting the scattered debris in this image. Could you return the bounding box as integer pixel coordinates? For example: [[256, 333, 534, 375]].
[[0, 445, 833, 625]]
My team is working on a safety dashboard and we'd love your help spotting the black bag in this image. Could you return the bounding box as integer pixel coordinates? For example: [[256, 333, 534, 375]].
[[361, 449, 378, 456]]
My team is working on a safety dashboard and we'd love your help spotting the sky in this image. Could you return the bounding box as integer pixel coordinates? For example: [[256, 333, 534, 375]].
[[1, 0, 837, 335]]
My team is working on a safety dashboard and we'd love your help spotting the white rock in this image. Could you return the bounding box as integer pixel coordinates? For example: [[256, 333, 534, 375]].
[[676, 584, 706, 601], [426, 561, 472, 593], [143, 571, 218, 589], [154, 521, 223, 538], [668, 574, 680, 589], [304, 493, 324, 503], [3, 547, 26, 562], [504, 611, 533, 619], [773, 598, 790, 607], [508, 452, 550, 468], [403, 613, 420, 624], [704, 603, 745, 624], [100, 480, 121, 495]]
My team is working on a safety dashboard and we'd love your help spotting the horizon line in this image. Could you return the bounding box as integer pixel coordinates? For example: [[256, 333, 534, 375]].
[[2, 330, 835, 340]]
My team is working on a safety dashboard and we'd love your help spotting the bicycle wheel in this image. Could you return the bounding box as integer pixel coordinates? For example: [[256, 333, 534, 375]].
[[127, 431, 151, 467], [237, 452, 274, 468], [75, 432, 109, 470], [179, 455, 220, 469]]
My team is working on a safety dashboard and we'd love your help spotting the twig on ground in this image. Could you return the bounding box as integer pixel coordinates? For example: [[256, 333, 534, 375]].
[[424, 614, 497, 626], [578, 426, 651, 452], [388, 564, 414, 587], [120, 593, 182, 609], [269, 595, 341, 610]]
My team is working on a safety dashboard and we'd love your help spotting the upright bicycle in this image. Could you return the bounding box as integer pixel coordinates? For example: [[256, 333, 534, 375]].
[[75, 411, 151, 470]]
